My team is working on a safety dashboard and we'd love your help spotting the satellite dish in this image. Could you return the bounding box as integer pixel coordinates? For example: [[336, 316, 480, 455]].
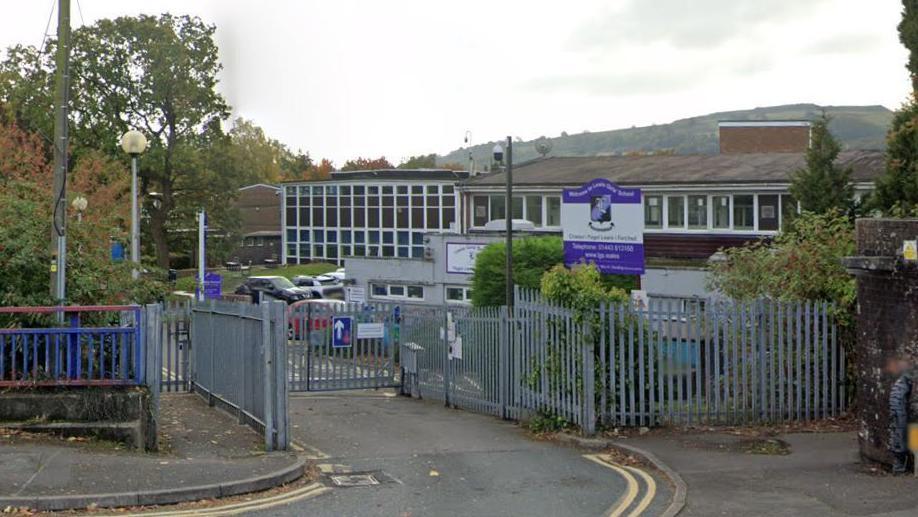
[[534, 138, 553, 158]]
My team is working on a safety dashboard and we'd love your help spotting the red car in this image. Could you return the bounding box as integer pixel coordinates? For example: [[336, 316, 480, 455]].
[[287, 299, 345, 339]]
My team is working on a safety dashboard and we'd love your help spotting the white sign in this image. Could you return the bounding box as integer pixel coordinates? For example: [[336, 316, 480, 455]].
[[561, 179, 645, 275], [631, 290, 649, 311], [446, 242, 489, 274], [357, 322, 385, 339], [449, 335, 463, 360], [345, 286, 366, 304]]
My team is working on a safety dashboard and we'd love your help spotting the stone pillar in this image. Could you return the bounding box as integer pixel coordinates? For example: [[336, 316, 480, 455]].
[[843, 218, 918, 467]]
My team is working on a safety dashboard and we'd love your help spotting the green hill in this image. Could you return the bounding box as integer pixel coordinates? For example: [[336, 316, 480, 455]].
[[438, 104, 893, 167]]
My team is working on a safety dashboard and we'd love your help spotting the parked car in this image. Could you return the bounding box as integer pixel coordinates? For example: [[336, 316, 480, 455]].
[[287, 299, 346, 339], [325, 268, 346, 282], [292, 274, 339, 287], [292, 274, 345, 300], [234, 276, 311, 304]]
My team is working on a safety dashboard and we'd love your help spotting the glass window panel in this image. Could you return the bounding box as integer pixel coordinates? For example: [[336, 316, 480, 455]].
[[368, 207, 380, 227], [443, 207, 456, 229], [369, 231, 380, 244], [383, 232, 394, 244], [286, 207, 297, 225], [733, 195, 754, 230], [758, 194, 779, 231], [713, 196, 730, 229], [667, 196, 685, 228], [397, 231, 410, 245], [473, 196, 489, 227], [688, 195, 707, 229], [526, 196, 543, 226], [382, 208, 394, 228], [354, 186, 365, 195], [382, 186, 393, 194], [427, 195, 439, 206], [354, 231, 365, 244], [411, 185, 423, 194], [326, 246, 338, 259], [299, 243, 309, 256], [644, 195, 662, 229], [490, 195, 506, 221], [313, 230, 324, 242], [382, 246, 395, 257], [340, 206, 351, 226], [397, 185, 408, 194], [426, 207, 440, 228], [354, 195, 365, 207], [341, 231, 352, 244], [354, 207, 366, 226], [443, 185, 454, 194], [341, 186, 351, 195], [326, 207, 337, 226], [287, 244, 297, 256], [397, 247, 409, 258], [446, 287, 464, 301], [312, 207, 323, 226], [412, 247, 424, 258], [341, 246, 351, 257], [299, 207, 309, 226], [371, 284, 387, 296], [427, 185, 438, 194], [411, 207, 424, 227], [286, 229, 297, 242], [511, 196, 524, 220], [354, 245, 366, 256], [300, 194, 310, 207], [313, 244, 324, 257], [300, 230, 310, 242], [546, 196, 561, 226], [412, 232, 424, 245], [326, 231, 337, 243], [407, 286, 423, 299], [397, 207, 409, 228], [389, 285, 405, 296], [382, 196, 394, 207], [367, 245, 379, 257], [368, 186, 378, 194]]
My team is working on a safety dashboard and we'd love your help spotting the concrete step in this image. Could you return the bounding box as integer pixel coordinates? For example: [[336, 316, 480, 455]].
[[0, 420, 143, 449]]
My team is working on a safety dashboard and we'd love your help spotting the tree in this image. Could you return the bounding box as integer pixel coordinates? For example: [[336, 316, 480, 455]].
[[788, 115, 854, 215], [872, 1, 918, 215], [707, 210, 856, 318], [0, 14, 232, 268], [223, 117, 308, 184], [302, 158, 335, 180], [398, 154, 437, 169], [470, 236, 563, 307], [340, 156, 393, 171]]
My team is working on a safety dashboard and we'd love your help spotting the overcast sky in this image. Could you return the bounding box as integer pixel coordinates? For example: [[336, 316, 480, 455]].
[[0, 0, 910, 165]]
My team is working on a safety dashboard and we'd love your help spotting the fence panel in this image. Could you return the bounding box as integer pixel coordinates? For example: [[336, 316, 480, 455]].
[[0, 305, 144, 387], [190, 299, 288, 451], [162, 300, 191, 392]]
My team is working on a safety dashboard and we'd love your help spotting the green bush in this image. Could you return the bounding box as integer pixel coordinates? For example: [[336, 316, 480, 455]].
[[470, 236, 563, 307]]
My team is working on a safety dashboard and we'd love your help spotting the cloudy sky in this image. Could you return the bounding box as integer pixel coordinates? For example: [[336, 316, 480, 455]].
[[0, 0, 910, 164]]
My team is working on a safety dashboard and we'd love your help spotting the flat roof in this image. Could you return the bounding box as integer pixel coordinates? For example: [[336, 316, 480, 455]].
[[462, 150, 883, 187], [718, 120, 812, 127], [282, 169, 469, 184]]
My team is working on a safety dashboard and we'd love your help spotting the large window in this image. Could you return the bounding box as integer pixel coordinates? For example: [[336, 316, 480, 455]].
[[688, 195, 707, 229], [370, 283, 425, 300], [546, 196, 561, 226], [758, 194, 779, 231], [712, 195, 730, 229], [446, 286, 472, 304], [733, 195, 755, 230], [473, 196, 489, 227], [667, 196, 685, 228], [526, 196, 543, 226], [644, 195, 662, 229]]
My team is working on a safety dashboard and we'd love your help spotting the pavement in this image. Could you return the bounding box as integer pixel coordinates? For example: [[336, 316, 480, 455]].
[[0, 393, 303, 511], [256, 389, 673, 517], [616, 430, 918, 517]]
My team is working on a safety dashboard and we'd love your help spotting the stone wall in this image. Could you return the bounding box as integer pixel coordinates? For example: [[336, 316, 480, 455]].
[[846, 218, 918, 466]]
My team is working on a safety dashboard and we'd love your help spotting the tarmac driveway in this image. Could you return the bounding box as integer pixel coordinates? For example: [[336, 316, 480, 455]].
[[255, 389, 670, 517]]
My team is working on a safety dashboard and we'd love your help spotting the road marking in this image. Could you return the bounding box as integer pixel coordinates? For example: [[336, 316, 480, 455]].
[[583, 454, 638, 517], [113, 482, 330, 517], [624, 465, 656, 517]]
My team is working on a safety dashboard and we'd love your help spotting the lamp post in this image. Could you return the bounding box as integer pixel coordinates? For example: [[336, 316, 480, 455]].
[[493, 138, 513, 308], [71, 195, 87, 223], [120, 130, 147, 279]]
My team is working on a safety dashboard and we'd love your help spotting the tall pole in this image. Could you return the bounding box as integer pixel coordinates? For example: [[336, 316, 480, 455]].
[[130, 155, 140, 279], [197, 210, 206, 302], [49, 0, 71, 305], [505, 136, 513, 309]]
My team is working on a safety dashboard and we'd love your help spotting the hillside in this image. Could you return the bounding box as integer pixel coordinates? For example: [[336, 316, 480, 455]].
[[438, 104, 893, 167]]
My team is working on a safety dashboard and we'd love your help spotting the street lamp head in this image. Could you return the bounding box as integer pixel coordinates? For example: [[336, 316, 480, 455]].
[[71, 195, 88, 213], [120, 130, 148, 155], [492, 143, 504, 164]]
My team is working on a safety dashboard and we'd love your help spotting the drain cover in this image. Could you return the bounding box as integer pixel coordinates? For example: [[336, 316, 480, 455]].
[[330, 474, 380, 487]]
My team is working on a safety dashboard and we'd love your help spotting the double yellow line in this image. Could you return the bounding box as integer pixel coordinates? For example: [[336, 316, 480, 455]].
[[584, 454, 657, 517], [112, 482, 330, 517]]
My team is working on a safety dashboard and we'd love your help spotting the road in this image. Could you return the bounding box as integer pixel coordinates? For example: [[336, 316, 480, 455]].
[[245, 390, 670, 517]]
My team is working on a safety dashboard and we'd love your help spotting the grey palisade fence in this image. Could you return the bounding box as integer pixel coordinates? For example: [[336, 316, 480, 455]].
[[400, 287, 846, 434]]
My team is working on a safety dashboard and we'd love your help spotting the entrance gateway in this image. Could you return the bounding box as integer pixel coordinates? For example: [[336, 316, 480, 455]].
[[288, 301, 419, 391]]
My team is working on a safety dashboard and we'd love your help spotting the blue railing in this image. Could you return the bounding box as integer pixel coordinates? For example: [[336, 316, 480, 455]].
[[0, 305, 144, 386]]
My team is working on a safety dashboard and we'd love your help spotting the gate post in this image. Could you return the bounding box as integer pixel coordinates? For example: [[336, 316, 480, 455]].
[[271, 300, 289, 451], [443, 305, 451, 407], [499, 307, 509, 420], [582, 318, 596, 436], [261, 301, 276, 452]]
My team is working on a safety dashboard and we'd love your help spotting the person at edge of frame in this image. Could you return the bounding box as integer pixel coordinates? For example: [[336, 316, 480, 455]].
[[887, 354, 917, 474]]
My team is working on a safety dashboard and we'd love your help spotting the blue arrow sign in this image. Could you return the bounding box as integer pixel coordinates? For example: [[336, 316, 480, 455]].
[[332, 316, 352, 349]]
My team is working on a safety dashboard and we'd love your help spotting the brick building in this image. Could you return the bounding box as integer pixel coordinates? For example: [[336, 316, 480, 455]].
[[718, 121, 811, 154], [231, 183, 282, 265]]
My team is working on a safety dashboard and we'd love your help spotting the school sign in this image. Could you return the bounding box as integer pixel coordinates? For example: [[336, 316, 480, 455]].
[[561, 179, 645, 275]]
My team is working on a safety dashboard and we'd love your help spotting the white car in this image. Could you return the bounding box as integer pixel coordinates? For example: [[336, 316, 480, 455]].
[[325, 268, 346, 282]]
